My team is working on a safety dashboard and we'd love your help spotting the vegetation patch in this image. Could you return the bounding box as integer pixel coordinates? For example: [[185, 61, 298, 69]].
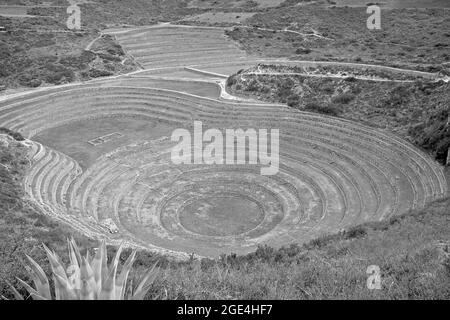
[[225, 3, 450, 72], [0, 15, 137, 90]]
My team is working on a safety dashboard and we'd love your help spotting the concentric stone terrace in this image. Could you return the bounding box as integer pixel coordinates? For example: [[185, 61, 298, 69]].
[[0, 79, 446, 257], [0, 25, 446, 258]]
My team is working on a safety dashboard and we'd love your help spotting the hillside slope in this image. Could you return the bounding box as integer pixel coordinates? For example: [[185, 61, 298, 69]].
[[225, 1, 450, 72], [0, 131, 95, 299], [226, 64, 450, 165], [148, 197, 450, 299]]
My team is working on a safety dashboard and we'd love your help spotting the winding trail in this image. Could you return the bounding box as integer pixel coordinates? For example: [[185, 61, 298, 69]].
[[84, 33, 103, 51]]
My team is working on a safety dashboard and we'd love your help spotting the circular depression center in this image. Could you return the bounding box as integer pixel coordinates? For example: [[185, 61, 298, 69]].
[[179, 195, 265, 237]]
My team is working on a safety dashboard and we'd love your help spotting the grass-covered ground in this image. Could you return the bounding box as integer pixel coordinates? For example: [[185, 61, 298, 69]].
[[1, 131, 449, 299], [0, 0, 281, 92], [0, 0, 193, 91], [2, 0, 448, 92], [225, 0, 450, 72], [0, 15, 136, 91], [149, 197, 450, 299]]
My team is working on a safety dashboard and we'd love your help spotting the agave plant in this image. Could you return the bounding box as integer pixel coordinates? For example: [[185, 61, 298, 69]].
[[10, 238, 158, 300]]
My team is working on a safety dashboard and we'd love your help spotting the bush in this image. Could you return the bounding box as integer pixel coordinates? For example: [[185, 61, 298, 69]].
[[381, 85, 410, 108], [409, 108, 450, 165], [18, 73, 42, 88], [331, 92, 355, 104], [322, 84, 334, 94], [295, 47, 311, 55], [87, 68, 113, 78], [0, 128, 25, 141], [345, 226, 367, 239], [246, 79, 259, 92], [59, 51, 96, 69], [226, 75, 237, 87], [344, 76, 357, 82], [276, 78, 295, 102], [98, 52, 122, 62], [304, 102, 341, 117], [286, 94, 300, 108], [43, 63, 75, 84]]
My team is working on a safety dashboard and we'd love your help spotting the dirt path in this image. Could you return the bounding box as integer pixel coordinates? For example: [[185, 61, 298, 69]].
[[84, 33, 103, 51]]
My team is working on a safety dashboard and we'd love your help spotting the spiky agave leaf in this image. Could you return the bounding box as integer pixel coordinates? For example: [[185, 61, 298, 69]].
[[66, 238, 82, 292], [110, 243, 124, 274], [90, 241, 104, 296], [16, 276, 48, 300], [115, 250, 137, 300], [79, 256, 97, 300], [99, 262, 118, 300], [100, 240, 109, 287], [6, 280, 24, 300], [52, 272, 77, 300], [41, 243, 72, 299], [12, 253, 51, 300], [42, 244, 69, 283], [68, 238, 82, 267], [130, 262, 159, 300], [14, 238, 158, 300], [24, 255, 52, 299]]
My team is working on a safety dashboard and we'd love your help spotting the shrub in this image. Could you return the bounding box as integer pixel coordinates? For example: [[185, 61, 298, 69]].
[[18, 73, 42, 88], [286, 94, 300, 108], [246, 79, 259, 92], [60, 51, 96, 69], [295, 47, 311, 54], [42, 63, 75, 84], [276, 78, 295, 102], [409, 107, 450, 164], [304, 102, 341, 117], [345, 226, 367, 239], [0, 128, 25, 141], [344, 76, 357, 82], [381, 85, 410, 108], [331, 92, 355, 104], [98, 52, 122, 62], [322, 84, 334, 94], [226, 75, 237, 87], [87, 68, 113, 78]]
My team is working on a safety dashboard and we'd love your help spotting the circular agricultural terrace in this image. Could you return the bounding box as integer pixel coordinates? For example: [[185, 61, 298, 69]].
[[0, 25, 447, 258]]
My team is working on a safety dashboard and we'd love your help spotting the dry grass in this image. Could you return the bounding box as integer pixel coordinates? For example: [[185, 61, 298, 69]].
[[226, 3, 450, 70], [142, 197, 450, 299]]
